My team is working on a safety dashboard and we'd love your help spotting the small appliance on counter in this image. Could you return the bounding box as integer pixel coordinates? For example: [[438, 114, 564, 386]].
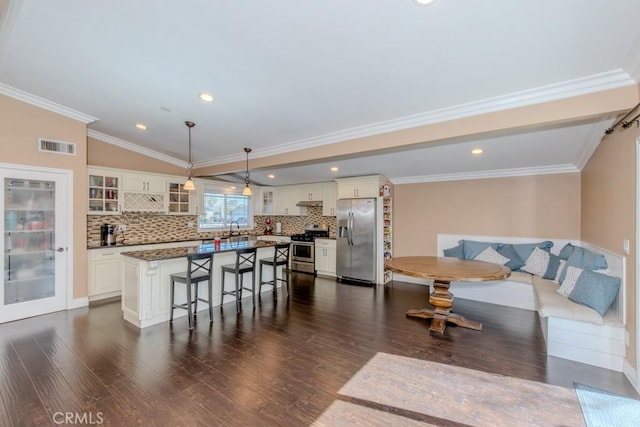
[[264, 217, 273, 235], [100, 224, 116, 246]]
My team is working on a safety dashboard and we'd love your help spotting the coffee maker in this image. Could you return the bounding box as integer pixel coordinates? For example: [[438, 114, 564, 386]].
[[101, 224, 116, 246], [264, 217, 273, 235]]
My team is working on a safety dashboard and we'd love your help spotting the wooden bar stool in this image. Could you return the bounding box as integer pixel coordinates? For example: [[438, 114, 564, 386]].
[[259, 243, 291, 298], [220, 247, 257, 312], [169, 252, 214, 329]]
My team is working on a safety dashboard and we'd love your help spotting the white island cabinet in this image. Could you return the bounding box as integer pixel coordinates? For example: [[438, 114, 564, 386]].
[[121, 242, 281, 328]]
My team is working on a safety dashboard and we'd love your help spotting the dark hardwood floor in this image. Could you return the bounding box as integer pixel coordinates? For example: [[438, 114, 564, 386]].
[[1, 274, 637, 426]]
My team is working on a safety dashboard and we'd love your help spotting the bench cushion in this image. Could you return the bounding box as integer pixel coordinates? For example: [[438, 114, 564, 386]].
[[532, 276, 604, 325]]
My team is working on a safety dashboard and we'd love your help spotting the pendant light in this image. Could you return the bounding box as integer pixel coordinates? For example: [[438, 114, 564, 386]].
[[183, 121, 196, 191], [242, 147, 252, 196]]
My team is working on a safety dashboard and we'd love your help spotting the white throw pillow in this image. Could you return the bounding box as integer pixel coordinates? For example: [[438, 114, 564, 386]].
[[521, 247, 550, 277], [474, 246, 510, 265], [556, 266, 583, 297]]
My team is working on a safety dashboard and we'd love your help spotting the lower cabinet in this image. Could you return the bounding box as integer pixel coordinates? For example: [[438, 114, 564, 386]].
[[87, 241, 201, 302], [315, 238, 336, 277]]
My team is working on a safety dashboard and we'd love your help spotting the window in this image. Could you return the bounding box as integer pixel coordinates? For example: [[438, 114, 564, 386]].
[[199, 184, 252, 231]]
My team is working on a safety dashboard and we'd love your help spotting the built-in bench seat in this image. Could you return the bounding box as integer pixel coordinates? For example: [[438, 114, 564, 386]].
[[393, 234, 627, 372]]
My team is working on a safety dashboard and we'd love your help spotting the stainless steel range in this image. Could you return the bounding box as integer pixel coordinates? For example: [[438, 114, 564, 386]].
[[290, 224, 330, 274]]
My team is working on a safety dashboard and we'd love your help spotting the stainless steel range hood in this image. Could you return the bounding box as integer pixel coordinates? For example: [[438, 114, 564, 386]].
[[296, 200, 323, 207]]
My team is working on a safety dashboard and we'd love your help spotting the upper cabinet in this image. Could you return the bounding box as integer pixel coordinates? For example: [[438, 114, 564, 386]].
[[322, 182, 337, 216], [275, 187, 306, 216], [336, 176, 387, 199], [297, 184, 324, 201], [87, 167, 205, 215], [255, 187, 275, 216], [122, 173, 165, 193], [88, 168, 122, 215], [167, 179, 195, 215]]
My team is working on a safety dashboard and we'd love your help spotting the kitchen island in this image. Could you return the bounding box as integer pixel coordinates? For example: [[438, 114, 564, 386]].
[[121, 240, 285, 328]]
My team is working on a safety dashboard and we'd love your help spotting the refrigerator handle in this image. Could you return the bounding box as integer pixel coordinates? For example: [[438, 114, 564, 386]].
[[348, 211, 354, 246]]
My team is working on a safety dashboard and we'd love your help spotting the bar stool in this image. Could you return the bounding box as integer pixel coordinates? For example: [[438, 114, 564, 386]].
[[220, 247, 257, 312], [259, 243, 291, 298], [169, 252, 214, 329]]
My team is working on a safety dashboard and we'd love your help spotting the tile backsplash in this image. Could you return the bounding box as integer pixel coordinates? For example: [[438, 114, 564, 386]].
[[87, 206, 336, 247]]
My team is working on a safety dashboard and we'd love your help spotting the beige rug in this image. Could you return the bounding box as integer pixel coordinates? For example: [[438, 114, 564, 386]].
[[329, 352, 585, 427], [312, 401, 436, 426]]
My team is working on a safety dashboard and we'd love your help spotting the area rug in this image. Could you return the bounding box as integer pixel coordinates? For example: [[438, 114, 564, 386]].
[[575, 383, 640, 427], [336, 352, 586, 426], [312, 401, 436, 426]]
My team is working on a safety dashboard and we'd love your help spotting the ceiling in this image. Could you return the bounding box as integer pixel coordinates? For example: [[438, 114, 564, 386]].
[[1, 0, 640, 186]]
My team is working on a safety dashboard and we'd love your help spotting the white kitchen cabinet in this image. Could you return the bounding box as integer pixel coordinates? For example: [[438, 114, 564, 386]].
[[88, 241, 202, 301], [322, 182, 337, 216], [315, 238, 336, 277], [297, 184, 324, 201], [88, 168, 122, 215], [255, 187, 275, 215], [336, 176, 381, 199], [122, 173, 166, 193], [167, 179, 197, 215], [275, 187, 305, 216], [88, 247, 125, 301]]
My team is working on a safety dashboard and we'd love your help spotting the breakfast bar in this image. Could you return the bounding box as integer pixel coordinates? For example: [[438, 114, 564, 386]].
[[121, 240, 284, 328]]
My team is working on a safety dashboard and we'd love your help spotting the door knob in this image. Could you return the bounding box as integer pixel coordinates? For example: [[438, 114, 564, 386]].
[[56, 247, 65, 252]]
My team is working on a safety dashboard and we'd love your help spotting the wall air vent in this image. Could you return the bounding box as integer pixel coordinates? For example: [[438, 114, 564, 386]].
[[38, 138, 76, 155]]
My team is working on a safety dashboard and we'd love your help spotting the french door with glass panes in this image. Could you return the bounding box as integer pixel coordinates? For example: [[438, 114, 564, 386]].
[[1, 167, 69, 323]]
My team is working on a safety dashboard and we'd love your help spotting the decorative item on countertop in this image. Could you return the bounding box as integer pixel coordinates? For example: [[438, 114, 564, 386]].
[[264, 217, 273, 235]]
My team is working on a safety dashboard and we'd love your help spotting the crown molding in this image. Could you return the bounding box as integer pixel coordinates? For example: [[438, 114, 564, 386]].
[[390, 164, 579, 185], [195, 70, 635, 168], [87, 129, 187, 167], [0, 82, 98, 124]]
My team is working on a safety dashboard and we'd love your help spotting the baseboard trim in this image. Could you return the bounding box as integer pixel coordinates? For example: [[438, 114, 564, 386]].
[[623, 359, 638, 392], [69, 297, 89, 309]]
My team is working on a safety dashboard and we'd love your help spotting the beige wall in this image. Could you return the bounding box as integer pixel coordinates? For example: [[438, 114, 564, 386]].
[[393, 173, 581, 257], [0, 94, 88, 299], [87, 137, 186, 175], [581, 124, 638, 369]]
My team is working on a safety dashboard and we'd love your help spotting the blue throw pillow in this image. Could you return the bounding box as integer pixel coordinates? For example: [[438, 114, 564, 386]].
[[443, 244, 464, 258], [496, 244, 525, 271], [568, 269, 621, 316], [510, 241, 554, 262], [557, 247, 608, 283], [558, 243, 577, 260], [461, 240, 502, 260], [543, 253, 563, 280]]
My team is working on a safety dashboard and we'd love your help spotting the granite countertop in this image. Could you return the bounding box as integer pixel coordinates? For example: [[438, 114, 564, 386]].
[[121, 239, 283, 261], [87, 238, 203, 249]]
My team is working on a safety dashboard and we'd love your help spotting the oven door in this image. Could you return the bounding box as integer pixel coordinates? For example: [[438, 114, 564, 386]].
[[292, 242, 314, 263]]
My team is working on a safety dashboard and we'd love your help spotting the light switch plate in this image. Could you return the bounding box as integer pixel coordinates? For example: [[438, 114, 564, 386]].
[[623, 239, 630, 255]]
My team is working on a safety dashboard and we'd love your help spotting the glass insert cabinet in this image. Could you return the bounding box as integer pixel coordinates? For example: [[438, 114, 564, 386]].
[[1, 167, 68, 323], [88, 172, 120, 214]]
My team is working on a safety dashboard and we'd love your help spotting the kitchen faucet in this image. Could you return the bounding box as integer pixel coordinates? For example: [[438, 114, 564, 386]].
[[229, 221, 240, 236]]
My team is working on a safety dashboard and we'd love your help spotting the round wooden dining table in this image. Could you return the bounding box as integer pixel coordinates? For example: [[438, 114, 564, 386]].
[[385, 256, 511, 334]]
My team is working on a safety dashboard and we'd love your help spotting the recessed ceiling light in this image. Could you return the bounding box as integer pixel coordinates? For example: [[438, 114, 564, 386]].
[[267, 174, 275, 179], [135, 123, 147, 130], [230, 186, 236, 190], [471, 148, 484, 155], [198, 92, 214, 103], [414, 0, 437, 6], [330, 167, 339, 172]]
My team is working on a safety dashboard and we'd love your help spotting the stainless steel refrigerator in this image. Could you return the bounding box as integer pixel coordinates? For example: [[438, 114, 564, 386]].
[[336, 198, 377, 285]]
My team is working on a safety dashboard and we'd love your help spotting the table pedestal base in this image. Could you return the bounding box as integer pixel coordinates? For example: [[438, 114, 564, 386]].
[[406, 279, 483, 334]]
